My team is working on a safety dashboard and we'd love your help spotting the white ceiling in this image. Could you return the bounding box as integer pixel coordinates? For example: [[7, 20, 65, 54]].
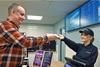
[[0, 0, 87, 25]]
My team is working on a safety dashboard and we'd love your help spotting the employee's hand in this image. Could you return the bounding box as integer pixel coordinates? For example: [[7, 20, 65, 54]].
[[58, 34, 64, 40], [46, 33, 59, 41]]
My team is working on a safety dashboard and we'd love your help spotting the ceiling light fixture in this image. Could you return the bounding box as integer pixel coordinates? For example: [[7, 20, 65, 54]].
[[27, 15, 43, 20]]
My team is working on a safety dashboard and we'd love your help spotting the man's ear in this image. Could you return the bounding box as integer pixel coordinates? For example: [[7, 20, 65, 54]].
[[12, 8, 17, 14], [10, 9, 14, 15], [12, 9, 16, 14]]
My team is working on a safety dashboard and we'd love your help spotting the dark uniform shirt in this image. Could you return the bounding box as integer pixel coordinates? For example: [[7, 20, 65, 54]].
[[62, 37, 98, 67]]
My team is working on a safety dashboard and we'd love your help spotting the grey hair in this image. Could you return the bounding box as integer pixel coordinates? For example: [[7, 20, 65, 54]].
[[8, 3, 20, 15]]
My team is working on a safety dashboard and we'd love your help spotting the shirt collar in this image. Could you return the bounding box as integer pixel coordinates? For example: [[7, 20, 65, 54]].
[[83, 43, 93, 47], [7, 18, 20, 30]]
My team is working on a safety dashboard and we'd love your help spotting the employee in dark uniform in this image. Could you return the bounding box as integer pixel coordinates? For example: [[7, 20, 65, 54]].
[[58, 28, 98, 67]]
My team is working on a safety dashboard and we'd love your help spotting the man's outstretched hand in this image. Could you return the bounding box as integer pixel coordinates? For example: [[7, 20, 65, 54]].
[[46, 34, 64, 41], [46, 34, 59, 41]]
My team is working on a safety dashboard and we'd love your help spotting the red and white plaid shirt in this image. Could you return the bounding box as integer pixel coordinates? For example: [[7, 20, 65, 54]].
[[0, 20, 48, 67]]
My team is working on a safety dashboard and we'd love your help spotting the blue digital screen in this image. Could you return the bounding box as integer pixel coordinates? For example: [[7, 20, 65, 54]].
[[97, 1, 100, 22], [65, 8, 80, 31], [81, 0, 98, 27], [65, 0, 99, 32]]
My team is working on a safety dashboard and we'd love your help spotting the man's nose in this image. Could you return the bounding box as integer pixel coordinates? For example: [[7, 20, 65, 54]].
[[23, 16, 25, 20]]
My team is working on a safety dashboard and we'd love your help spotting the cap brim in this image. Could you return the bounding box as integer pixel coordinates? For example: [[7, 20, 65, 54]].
[[79, 30, 84, 33]]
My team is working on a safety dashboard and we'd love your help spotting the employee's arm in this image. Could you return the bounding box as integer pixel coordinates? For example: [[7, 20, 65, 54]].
[[59, 35, 80, 52]]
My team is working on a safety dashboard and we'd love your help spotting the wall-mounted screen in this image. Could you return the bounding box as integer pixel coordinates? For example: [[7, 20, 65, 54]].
[[97, 1, 100, 22], [69, 8, 80, 30], [81, 0, 98, 27], [65, 0, 100, 32], [65, 8, 81, 31]]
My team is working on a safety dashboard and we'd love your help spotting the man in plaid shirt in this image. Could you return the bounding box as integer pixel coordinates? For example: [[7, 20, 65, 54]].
[[0, 3, 58, 67]]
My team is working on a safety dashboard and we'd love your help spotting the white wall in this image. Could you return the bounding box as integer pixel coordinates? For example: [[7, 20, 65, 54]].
[[54, 20, 67, 62], [20, 23, 54, 37]]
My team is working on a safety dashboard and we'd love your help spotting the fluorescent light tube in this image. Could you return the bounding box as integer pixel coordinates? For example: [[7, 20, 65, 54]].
[[27, 15, 43, 20]]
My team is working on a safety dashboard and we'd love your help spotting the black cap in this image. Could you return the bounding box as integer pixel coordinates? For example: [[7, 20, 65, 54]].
[[79, 28, 94, 36]]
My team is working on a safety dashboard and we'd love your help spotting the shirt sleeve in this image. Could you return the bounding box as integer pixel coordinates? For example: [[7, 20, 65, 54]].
[[1, 22, 48, 48], [61, 36, 80, 52]]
